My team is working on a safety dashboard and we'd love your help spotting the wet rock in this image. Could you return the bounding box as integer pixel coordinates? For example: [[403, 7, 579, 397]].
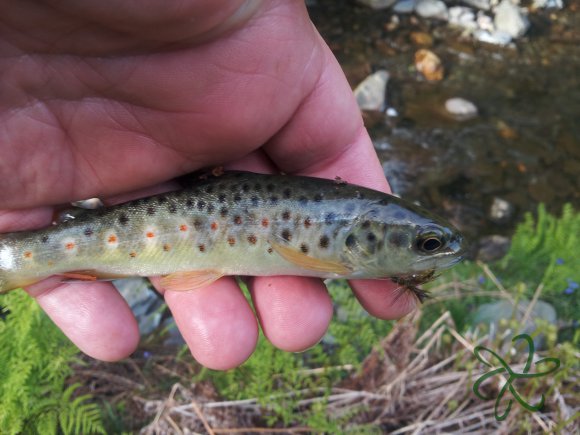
[[489, 197, 515, 224], [354, 70, 390, 111], [445, 97, 478, 121], [476, 11, 495, 32], [477, 235, 511, 262], [414, 49, 444, 81], [415, 0, 449, 20], [410, 31, 434, 46], [494, 0, 530, 38], [473, 29, 513, 45], [393, 0, 417, 13], [115, 278, 164, 336], [532, 0, 564, 9], [473, 299, 557, 350], [448, 7, 478, 31], [461, 0, 491, 10], [357, 0, 398, 9]]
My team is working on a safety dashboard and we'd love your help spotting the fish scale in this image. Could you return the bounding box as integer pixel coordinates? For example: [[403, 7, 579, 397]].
[[0, 172, 465, 294]]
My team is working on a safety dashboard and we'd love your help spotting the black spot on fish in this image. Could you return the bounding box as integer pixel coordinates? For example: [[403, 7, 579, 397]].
[[251, 196, 259, 207], [388, 231, 408, 248], [325, 212, 336, 225], [233, 215, 242, 225], [300, 243, 309, 253], [198, 244, 206, 252], [83, 228, 93, 237], [266, 183, 275, 192], [283, 188, 292, 199], [314, 193, 323, 202], [270, 196, 279, 205], [282, 210, 291, 220], [205, 185, 214, 194], [319, 235, 329, 249], [186, 199, 194, 208], [207, 204, 215, 214], [146, 206, 156, 216], [157, 196, 167, 204], [361, 220, 371, 229], [367, 232, 377, 243], [218, 194, 226, 203], [254, 183, 262, 191], [281, 229, 292, 241], [193, 219, 203, 230], [168, 204, 177, 214], [248, 234, 257, 245], [233, 194, 242, 202], [119, 213, 129, 225], [298, 196, 308, 205], [197, 200, 206, 211], [345, 234, 357, 249], [41, 235, 49, 243], [220, 207, 228, 217], [242, 183, 250, 192]]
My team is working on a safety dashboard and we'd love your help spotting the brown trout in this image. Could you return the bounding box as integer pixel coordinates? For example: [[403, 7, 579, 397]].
[[0, 172, 465, 296]]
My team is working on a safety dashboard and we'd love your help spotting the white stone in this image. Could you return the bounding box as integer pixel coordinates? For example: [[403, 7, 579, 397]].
[[461, 0, 492, 10], [532, 0, 563, 8], [357, 0, 398, 9], [473, 29, 512, 45], [494, 0, 530, 38], [354, 70, 390, 111], [477, 11, 495, 32], [415, 0, 449, 19], [449, 6, 478, 30], [445, 97, 478, 120], [393, 0, 417, 13]]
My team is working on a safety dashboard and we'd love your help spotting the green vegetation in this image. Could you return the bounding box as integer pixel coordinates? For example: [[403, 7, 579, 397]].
[[0, 291, 105, 435]]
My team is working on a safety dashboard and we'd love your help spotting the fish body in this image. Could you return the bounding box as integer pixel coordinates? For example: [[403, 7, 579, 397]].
[[0, 172, 465, 293]]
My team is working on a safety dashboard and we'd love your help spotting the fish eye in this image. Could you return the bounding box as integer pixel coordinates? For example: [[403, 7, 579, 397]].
[[416, 228, 446, 253]]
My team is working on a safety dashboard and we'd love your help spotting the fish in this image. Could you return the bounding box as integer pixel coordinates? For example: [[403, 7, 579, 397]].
[[0, 171, 465, 299]]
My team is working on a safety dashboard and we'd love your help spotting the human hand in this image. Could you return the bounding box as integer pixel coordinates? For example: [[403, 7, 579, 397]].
[[0, 0, 417, 369]]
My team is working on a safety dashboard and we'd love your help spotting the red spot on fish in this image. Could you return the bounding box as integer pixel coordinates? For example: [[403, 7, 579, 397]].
[[108, 235, 118, 243], [211, 222, 218, 231], [234, 215, 242, 225], [304, 217, 312, 228], [248, 234, 257, 245], [23, 251, 32, 259], [261, 218, 269, 228], [129, 252, 137, 258], [228, 236, 236, 246], [146, 232, 155, 238], [65, 242, 75, 250], [179, 224, 188, 232]]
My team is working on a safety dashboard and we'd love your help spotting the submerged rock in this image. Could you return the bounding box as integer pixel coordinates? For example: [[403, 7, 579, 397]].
[[415, 0, 449, 20], [414, 49, 444, 81], [532, 0, 564, 9], [393, 0, 417, 13], [445, 97, 479, 121], [494, 0, 530, 38], [461, 0, 492, 10], [354, 70, 390, 111], [448, 6, 478, 31], [357, 0, 398, 9]]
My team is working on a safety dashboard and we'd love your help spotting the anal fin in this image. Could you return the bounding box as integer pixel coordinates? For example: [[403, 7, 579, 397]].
[[160, 270, 224, 292]]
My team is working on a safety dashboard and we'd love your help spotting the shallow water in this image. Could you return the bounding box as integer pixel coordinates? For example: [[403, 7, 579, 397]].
[[309, 0, 580, 247]]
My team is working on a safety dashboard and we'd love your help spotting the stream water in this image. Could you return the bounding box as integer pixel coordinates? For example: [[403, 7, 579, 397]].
[[309, 0, 580, 255]]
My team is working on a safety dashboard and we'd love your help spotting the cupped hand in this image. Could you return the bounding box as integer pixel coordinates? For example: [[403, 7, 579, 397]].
[[0, 0, 417, 369]]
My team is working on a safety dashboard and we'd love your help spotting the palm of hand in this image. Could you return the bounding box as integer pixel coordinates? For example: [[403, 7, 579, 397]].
[[0, 0, 415, 369]]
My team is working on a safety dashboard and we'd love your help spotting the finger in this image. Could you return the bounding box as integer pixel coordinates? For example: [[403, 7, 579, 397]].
[[249, 276, 333, 351], [156, 277, 258, 370], [349, 279, 417, 319], [27, 279, 140, 361]]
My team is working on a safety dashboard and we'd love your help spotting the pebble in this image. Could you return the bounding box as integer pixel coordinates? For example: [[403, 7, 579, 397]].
[[414, 49, 444, 81], [357, 0, 398, 9], [461, 0, 492, 10], [393, 0, 417, 13], [489, 197, 515, 224], [473, 29, 513, 45], [354, 70, 390, 111], [415, 0, 449, 20], [448, 6, 478, 31], [494, 0, 530, 38], [445, 97, 479, 120], [532, 0, 564, 9]]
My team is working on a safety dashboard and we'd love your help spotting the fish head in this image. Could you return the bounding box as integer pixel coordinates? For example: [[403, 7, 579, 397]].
[[344, 198, 465, 278]]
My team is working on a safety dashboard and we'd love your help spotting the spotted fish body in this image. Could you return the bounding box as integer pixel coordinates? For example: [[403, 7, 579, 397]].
[[0, 172, 465, 293]]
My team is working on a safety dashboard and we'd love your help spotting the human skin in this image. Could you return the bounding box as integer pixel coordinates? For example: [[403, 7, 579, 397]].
[[0, 0, 417, 370]]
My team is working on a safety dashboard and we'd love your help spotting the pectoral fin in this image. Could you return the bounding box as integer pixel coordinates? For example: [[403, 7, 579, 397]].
[[270, 241, 351, 276], [160, 270, 224, 292]]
